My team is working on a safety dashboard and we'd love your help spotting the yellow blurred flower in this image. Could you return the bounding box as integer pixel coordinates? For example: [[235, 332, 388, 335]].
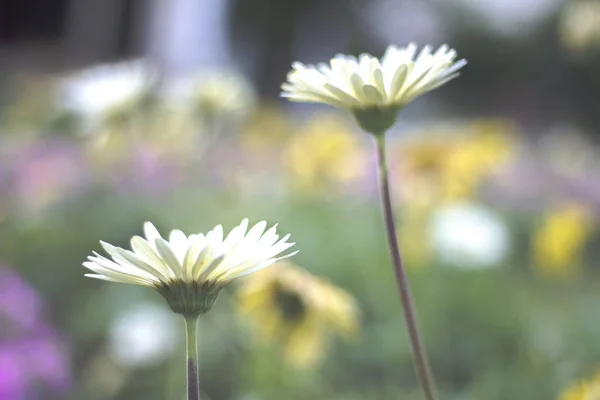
[[444, 120, 514, 199], [394, 135, 450, 206], [238, 262, 359, 368], [533, 204, 594, 277], [283, 114, 366, 193], [394, 119, 514, 204], [239, 105, 291, 152], [559, 373, 600, 400]]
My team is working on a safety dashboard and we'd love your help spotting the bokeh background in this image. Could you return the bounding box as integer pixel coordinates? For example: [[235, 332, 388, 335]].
[[1, 0, 600, 399]]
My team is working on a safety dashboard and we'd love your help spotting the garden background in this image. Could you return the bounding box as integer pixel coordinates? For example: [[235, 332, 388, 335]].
[[1, 0, 600, 399]]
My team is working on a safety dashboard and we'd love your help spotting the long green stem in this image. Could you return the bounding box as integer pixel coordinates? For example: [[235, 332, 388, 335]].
[[185, 316, 200, 400], [374, 134, 438, 400]]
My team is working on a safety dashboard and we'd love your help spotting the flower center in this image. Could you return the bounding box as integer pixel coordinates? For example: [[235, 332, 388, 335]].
[[274, 285, 306, 323]]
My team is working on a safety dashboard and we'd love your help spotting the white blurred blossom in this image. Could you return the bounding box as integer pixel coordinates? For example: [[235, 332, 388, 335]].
[[431, 202, 510, 268], [559, 0, 600, 53], [439, 0, 562, 37], [367, 0, 445, 46], [109, 303, 179, 367], [58, 60, 157, 123]]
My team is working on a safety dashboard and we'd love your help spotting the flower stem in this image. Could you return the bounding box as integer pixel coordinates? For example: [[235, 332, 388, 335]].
[[185, 316, 200, 400], [374, 134, 438, 400]]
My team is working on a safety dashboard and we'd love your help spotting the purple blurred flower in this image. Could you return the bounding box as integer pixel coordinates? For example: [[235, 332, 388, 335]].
[[0, 269, 42, 334], [0, 267, 71, 399], [1, 138, 89, 214], [0, 348, 27, 400]]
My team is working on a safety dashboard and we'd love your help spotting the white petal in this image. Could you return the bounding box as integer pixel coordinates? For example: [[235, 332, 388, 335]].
[[155, 238, 184, 277], [362, 85, 384, 103], [106, 243, 169, 282], [131, 236, 174, 278], [168, 229, 189, 262], [83, 260, 158, 286], [245, 221, 268, 244], [143, 222, 162, 250]]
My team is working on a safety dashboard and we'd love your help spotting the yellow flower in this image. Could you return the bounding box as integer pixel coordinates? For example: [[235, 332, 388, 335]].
[[393, 120, 514, 204], [283, 114, 366, 193], [238, 262, 359, 368], [442, 120, 514, 200], [533, 204, 594, 277], [559, 373, 600, 400]]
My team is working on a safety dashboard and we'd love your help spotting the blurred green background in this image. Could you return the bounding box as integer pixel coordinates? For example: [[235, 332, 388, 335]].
[[1, 0, 600, 399]]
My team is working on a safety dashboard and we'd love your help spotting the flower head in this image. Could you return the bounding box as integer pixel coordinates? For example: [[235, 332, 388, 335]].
[[83, 219, 297, 317], [238, 262, 359, 368], [281, 43, 466, 133], [168, 70, 255, 120]]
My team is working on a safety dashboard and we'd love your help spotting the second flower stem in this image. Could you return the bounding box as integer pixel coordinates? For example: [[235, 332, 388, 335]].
[[374, 134, 438, 400], [185, 316, 200, 400]]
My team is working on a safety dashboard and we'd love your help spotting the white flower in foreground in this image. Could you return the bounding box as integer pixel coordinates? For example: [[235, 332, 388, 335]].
[[59, 60, 156, 123], [430, 202, 510, 269], [281, 43, 466, 134], [109, 303, 179, 367], [83, 219, 297, 317]]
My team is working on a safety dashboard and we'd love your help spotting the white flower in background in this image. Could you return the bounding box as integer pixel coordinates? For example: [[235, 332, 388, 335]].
[[559, 0, 600, 53], [441, 0, 561, 37], [430, 202, 510, 269], [109, 303, 179, 367], [83, 219, 297, 317], [367, 1, 444, 52], [540, 126, 600, 178], [59, 60, 157, 122], [281, 43, 466, 133], [168, 70, 255, 119]]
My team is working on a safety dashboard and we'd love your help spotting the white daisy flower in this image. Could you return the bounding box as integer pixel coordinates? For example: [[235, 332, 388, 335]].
[[430, 202, 510, 269], [83, 219, 297, 317], [281, 43, 466, 134], [59, 60, 157, 123]]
